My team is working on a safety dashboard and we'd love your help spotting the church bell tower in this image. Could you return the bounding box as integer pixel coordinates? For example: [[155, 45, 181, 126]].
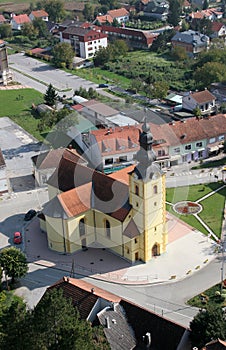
[[129, 121, 167, 262]]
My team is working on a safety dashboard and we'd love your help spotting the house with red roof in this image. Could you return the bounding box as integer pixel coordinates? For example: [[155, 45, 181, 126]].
[[42, 276, 188, 350], [60, 23, 107, 59], [96, 7, 129, 24], [100, 24, 157, 49], [29, 10, 49, 22], [210, 22, 226, 39], [11, 13, 31, 30], [182, 89, 216, 116]]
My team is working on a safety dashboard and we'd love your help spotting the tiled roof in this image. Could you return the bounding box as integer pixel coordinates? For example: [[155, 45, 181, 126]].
[[81, 99, 118, 117], [123, 219, 140, 238], [96, 14, 113, 24], [31, 10, 48, 17], [211, 21, 225, 32], [190, 90, 215, 103], [58, 183, 91, 217], [32, 148, 84, 170], [47, 154, 94, 192], [0, 149, 6, 168], [12, 14, 31, 24], [98, 303, 136, 350], [108, 165, 135, 185], [47, 277, 121, 319], [167, 114, 226, 144], [172, 30, 209, 46], [107, 8, 129, 18]]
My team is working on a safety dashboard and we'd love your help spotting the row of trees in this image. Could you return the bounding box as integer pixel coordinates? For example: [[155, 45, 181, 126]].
[[0, 288, 109, 349]]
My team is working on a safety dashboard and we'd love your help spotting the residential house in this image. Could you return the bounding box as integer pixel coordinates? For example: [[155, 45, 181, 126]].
[[0, 40, 12, 85], [31, 148, 86, 187], [41, 122, 168, 263], [182, 89, 216, 115], [171, 30, 209, 57], [187, 8, 223, 22], [167, 114, 226, 163], [96, 7, 130, 24], [0, 14, 7, 24], [87, 114, 226, 168], [143, 0, 169, 21], [100, 25, 158, 49], [210, 22, 226, 39], [11, 14, 31, 30], [60, 23, 107, 59], [0, 149, 8, 195], [43, 276, 189, 350], [29, 10, 49, 22]]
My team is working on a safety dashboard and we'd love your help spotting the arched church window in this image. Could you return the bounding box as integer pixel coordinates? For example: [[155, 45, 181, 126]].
[[105, 219, 111, 238], [153, 185, 158, 194], [79, 218, 85, 236]]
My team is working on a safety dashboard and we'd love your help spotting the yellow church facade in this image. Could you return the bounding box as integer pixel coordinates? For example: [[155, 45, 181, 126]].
[[40, 122, 168, 263]]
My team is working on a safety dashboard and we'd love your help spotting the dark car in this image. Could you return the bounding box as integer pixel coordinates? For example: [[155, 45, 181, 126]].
[[13, 231, 22, 244], [24, 209, 37, 221], [98, 83, 109, 88]]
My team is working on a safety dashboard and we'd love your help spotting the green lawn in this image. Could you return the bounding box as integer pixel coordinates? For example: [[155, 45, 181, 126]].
[[166, 183, 222, 204], [166, 183, 225, 238], [0, 89, 42, 117], [0, 88, 45, 141], [199, 185, 226, 237]]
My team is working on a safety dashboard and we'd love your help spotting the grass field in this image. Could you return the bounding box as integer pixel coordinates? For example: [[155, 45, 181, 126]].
[[187, 283, 226, 308], [0, 88, 44, 140]]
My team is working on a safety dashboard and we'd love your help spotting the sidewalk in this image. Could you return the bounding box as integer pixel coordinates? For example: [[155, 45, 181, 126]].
[[24, 214, 217, 285]]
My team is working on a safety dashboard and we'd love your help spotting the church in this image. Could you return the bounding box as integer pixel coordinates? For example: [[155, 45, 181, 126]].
[[40, 122, 168, 263]]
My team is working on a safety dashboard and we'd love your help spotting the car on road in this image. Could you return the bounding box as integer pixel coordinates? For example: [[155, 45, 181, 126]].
[[24, 209, 37, 221], [13, 231, 22, 244], [98, 83, 109, 88]]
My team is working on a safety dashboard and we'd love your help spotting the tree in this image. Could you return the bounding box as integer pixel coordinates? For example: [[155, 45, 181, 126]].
[[0, 247, 28, 284], [152, 81, 169, 99], [83, 3, 94, 21], [37, 0, 65, 22], [93, 46, 112, 67], [168, 0, 181, 27], [190, 306, 226, 349], [150, 29, 176, 52], [21, 23, 38, 40], [193, 106, 202, 118], [112, 39, 129, 57], [44, 84, 58, 107], [194, 61, 226, 89], [0, 296, 28, 349], [52, 42, 74, 69], [30, 288, 108, 349], [33, 17, 48, 38], [171, 46, 187, 61], [203, 0, 209, 10], [0, 24, 12, 39]]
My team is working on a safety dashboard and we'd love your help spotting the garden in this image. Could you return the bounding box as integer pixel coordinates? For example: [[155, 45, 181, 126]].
[[166, 183, 226, 238]]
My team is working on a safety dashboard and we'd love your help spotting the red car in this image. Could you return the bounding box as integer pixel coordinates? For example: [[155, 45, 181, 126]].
[[13, 231, 22, 244]]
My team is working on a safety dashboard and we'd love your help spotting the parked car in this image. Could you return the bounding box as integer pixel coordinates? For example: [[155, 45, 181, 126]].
[[24, 209, 37, 221], [13, 231, 22, 244], [98, 83, 109, 88]]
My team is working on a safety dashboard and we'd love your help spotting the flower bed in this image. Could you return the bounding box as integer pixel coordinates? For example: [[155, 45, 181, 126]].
[[173, 201, 202, 215]]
